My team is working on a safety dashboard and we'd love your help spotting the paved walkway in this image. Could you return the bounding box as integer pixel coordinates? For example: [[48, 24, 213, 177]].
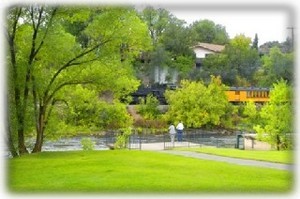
[[161, 150, 293, 171], [135, 142, 293, 171], [139, 142, 197, 151]]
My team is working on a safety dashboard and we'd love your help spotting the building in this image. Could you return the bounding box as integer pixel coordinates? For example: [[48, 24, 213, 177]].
[[192, 42, 225, 69], [153, 42, 225, 84]]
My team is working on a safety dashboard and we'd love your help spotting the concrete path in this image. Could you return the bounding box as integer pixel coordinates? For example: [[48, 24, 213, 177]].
[[140, 142, 198, 151], [137, 142, 293, 171], [161, 150, 293, 171]]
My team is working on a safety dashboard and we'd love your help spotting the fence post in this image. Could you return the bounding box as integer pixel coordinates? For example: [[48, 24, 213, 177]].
[[163, 133, 166, 150], [188, 131, 190, 148], [128, 135, 131, 150], [139, 133, 142, 150]]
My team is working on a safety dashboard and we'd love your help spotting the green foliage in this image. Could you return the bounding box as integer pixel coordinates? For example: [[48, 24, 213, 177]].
[[242, 101, 260, 132], [137, 6, 195, 84], [140, 6, 171, 45], [63, 85, 133, 131], [254, 80, 293, 150], [173, 55, 195, 78], [6, 5, 151, 154], [252, 33, 259, 50], [98, 102, 133, 130], [133, 119, 167, 132], [164, 76, 231, 128], [190, 19, 229, 44], [114, 127, 132, 149], [160, 18, 195, 57], [81, 138, 95, 151], [135, 94, 166, 132], [199, 34, 260, 86], [255, 47, 294, 87], [137, 94, 160, 119]]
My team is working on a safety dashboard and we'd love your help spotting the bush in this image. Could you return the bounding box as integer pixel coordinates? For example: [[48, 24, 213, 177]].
[[137, 94, 161, 119], [81, 138, 95, 151], [114, 127, 132, 149], [133, 118, 167, 129], [164, 76, 230, 128]]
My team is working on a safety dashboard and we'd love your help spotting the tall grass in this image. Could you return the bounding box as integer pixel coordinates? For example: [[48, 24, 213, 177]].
[[7, 150, 293, 193]]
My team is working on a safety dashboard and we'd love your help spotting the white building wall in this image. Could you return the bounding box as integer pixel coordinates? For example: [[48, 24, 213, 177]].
[[193, 47, 215, 58]]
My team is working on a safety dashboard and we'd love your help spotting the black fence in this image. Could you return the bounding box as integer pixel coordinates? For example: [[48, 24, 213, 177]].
[[104, 129, 243, 150]]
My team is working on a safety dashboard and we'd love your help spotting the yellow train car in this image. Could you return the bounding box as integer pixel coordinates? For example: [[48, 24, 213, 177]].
[[225, 87, 270, 103]]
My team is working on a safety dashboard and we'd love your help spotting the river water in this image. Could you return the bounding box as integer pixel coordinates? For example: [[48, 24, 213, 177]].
[[41, 136, 109, 151]]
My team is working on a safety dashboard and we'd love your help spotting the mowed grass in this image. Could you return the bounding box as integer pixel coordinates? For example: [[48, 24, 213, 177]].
[[176, 147, 293, 164], [7, 150, 293, 193]]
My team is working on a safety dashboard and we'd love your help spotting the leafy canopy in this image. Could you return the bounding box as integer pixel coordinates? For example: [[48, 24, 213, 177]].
[[254, 79, 293, 150], [164, 76, 230, 128]]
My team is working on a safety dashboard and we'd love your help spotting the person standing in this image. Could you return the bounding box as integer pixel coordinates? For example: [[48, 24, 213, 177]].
[[168, 124, 176, 145], [176, 121, 184, 142]]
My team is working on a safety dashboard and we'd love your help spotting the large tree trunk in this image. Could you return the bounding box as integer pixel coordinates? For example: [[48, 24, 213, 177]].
[[16, 109, 29, 154], [17, 129, 28, 154], [276, 134, 281, 151], [32, 129, 43, 153], [32, 108, 45, 153], [7, 129, 19, 157]]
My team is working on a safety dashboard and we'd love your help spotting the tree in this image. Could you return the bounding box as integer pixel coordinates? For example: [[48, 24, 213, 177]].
[[255, 47, 293, 87], [258, 39, 293, 56], [190, 19, 229, 45], [6, 5, 151, 155], [242, 101, 260, 132], [137, 94, 160, 120], [60, 85, 133, 131], [6, 6, 59, 154], [252, 33, 258, 50], [254, 80, 293, 150], [200, 34, 261, 86], [140, 6, 170, 46], [160, 18, 195, 80], [137, 7, 195, 85], [164, 76, 231, 128]]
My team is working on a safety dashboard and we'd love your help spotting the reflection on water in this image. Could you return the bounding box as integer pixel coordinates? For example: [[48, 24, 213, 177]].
[[4, 136, 109, 158], [42, 136, 109, 151]]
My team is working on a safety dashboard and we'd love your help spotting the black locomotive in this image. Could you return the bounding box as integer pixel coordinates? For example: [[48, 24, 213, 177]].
[[129, 84, 176, 105]]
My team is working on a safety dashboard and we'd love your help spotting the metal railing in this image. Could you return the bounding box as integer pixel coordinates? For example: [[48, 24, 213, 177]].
[[104, 129, 241, 150]]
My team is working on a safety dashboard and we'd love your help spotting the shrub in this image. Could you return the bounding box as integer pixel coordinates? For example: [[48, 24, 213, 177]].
[[81, 138, 95, 151], [137, 94, 161, 119], [114, 127, 132, 149]]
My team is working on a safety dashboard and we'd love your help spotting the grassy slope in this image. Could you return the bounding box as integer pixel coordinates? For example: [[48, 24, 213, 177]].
[[7, 150, 293, 193], [175, 147, 293, 164]]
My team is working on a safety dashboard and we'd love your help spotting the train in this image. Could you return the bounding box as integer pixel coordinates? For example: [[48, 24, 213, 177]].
[[225, 87, 270, 103], [129, 84, 171, 105], [129, 85, 270, 105]]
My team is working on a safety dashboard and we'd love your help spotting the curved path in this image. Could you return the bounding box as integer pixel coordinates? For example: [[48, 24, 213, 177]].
[[161, 150, 293, 171]]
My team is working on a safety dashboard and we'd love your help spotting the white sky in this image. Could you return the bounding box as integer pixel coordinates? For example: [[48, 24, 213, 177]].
[[149, 4, 294, 46]]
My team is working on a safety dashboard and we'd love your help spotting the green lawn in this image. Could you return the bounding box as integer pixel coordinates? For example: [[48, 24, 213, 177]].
[[175, 147, 293, 164], [7, 150, 293, 193]]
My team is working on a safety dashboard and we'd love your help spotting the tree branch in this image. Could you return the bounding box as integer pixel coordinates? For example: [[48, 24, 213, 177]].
[[43, 98, 69, 132], [33, 7, 58, 59], [43, 38, 111, 99], [45, 80, 95, 106], [28, 6, 44, 64]]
